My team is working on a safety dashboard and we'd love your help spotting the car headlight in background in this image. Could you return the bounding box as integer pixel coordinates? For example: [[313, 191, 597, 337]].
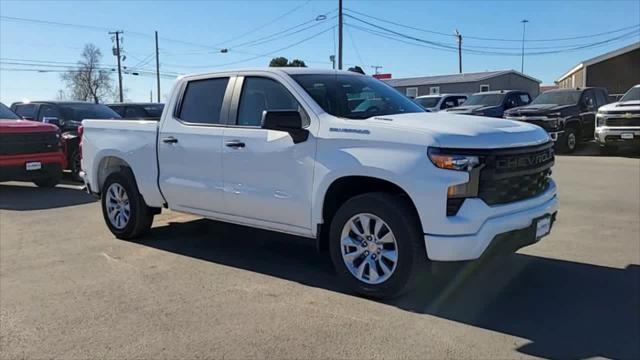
[[596, 114, 605, 127]]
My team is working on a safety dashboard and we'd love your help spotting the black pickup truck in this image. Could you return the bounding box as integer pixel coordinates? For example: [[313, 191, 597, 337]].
[[504, 87, 609, 153]]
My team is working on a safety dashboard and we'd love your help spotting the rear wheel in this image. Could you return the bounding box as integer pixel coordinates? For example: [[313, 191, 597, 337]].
[[101, 169, 154, 239], [329, 193, 428, 299], [33, 177, 59, 188]]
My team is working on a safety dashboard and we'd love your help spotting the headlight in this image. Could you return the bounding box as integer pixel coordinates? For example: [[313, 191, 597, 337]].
[[547, 112, 561, 118], [597, 114, 605, 127], [428, 148, 480, 171]]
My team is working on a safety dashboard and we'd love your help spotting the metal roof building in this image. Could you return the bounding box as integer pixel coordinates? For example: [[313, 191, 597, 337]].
[[383, 70, 541, 98], [556, 42, 640, 98]]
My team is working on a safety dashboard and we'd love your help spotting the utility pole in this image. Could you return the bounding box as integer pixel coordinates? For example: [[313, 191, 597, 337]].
[[109, 30, 124, 103], [455, 29, 462, 74], [521, 19, 529, 74], [338, 0, 343, 70], [155, 31, 161, 103], [371, 65, 383, 74]]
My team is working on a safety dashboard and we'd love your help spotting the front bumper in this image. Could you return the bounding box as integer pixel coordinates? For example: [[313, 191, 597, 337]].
[[424, 181, 558, 261], [595, 127, 640, 146], [0, 163, 63, 182]]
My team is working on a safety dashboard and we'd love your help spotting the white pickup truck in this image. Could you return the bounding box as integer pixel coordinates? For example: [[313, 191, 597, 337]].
[[81, 68, 558, 298]]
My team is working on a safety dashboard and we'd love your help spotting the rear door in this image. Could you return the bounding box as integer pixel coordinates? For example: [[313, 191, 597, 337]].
[[158, 74, 235, 214], [220, 73, 317, 234]]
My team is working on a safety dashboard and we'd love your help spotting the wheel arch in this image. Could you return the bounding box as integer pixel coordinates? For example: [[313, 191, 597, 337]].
[[316, 175, 422, 251]]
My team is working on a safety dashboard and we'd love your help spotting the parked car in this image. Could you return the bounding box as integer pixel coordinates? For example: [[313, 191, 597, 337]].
[[81, 68, 557, 299], [445, 90, 532, 117], [10, 101, 121, 180], [414, 94, 468, 112], [504, 87, 609, 153], [595, 84, 640, 154], [0, 103, 66, 187], [107, 103, 164, 120]]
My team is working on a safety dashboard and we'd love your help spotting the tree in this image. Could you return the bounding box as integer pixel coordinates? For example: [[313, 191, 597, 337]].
[[61, 44, 114, 103], [269, 57, 307, 67], [269, 57, 289, 67]]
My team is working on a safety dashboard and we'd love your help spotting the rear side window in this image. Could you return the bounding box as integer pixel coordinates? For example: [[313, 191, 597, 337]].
[[38, 105, 61, 121], [13, 104, 37, 119], [125, 106, 147, 118], [595, 90, 608, 107], [519, 94, 531, 105], [179, 77, 229, 124]]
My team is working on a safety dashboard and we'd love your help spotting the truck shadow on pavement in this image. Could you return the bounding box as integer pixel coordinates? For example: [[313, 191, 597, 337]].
[[559, 141, 640, 158], [141, 218, 639, 360], [0, 183, 96, 210]]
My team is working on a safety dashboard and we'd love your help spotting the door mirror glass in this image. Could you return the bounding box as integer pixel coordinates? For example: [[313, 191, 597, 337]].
[[261, 110, 308, 144]]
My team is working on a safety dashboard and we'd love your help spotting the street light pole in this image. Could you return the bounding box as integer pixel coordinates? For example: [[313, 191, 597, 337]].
[[521, 19, 529, 74]]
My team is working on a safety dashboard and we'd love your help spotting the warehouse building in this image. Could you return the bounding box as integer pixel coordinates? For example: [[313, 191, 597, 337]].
[[383, 70, 541, 98], [556, 42, 640, 98]]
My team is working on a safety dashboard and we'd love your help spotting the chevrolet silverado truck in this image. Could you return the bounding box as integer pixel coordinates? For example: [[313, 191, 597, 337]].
[[595, 84, 640, 154], [0, 103, 66, 187], [445, 90, 531, 118], [505, 87, 609, 153], [81, 69, 558, 298], [11, 101, 121, 180]]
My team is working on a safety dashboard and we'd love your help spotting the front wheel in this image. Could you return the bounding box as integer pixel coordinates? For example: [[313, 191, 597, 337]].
[[101, 169, 154, 239], [558, 127, 578, 153], [329, 193, 428, 299]]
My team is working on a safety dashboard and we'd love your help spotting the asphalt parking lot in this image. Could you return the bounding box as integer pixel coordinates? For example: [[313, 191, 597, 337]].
[[1, 143, 639, 359]]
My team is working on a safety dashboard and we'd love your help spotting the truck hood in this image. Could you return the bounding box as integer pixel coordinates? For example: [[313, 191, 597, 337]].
[[0, 119, 59, 133], [445, 105, 490, 113], [505, 104, 577, 116], [367, 112, 550, 149], [599, 100, 640, 113]]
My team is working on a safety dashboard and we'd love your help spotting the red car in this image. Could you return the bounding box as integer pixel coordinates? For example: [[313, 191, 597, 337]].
[[0, 103, 66, 187]]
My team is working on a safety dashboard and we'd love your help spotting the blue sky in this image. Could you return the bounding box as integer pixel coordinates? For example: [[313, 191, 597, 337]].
[[1, 0, 639, 105]]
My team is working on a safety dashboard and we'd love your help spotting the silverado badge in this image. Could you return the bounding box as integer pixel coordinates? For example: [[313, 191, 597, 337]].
[[624, 113, 633, 119]]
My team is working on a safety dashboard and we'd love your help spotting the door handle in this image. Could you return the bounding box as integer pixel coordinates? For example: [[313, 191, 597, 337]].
[[225, 140, 245, 149], [162, 136, 178, 144]]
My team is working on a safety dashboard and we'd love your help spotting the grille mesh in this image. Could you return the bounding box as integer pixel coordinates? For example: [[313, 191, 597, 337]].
[[0, 132, 59, 155]]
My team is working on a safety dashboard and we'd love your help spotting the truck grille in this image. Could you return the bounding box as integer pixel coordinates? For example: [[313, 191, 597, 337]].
[[478, 142, 554, 205], [605, 117, 640, 127], [0, 132, 59, 155]]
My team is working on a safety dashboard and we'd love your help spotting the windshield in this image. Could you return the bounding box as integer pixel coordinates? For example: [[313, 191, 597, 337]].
[[291, 74, 425, 119], [463, 93, 505, 106], [0, 103, 20, 120], [143, 104, 164, 117], [59, 103, 121, 122], [415, 97, 441, 108], [531, 91, 581, 105], [621, 87, 640, 102]]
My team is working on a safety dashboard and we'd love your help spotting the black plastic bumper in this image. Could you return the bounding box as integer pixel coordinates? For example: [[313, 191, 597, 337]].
[[0, 163, 63, 182], [482, 211, 558, 257]]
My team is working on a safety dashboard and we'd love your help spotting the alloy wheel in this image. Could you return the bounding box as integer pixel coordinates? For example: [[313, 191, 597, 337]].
[[106, 183, 130, 229]]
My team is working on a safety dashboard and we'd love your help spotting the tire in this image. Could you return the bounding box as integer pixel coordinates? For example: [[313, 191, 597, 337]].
[[329, 193, 429, 299], [101, 169, 154, 240], [599, 145, 617, 156], [33, 177, 59, 188], [558, 126, 578, 153], [70, 150, 82, 182]]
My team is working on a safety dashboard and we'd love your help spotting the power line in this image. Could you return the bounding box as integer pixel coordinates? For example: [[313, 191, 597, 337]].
[[343, 8, 455, 38]]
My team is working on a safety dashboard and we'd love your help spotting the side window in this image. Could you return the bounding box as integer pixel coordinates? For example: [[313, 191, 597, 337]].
[[14, 104, 37, 119], [110, 106, 125, 116], [582, 90, 596, 111], [38, 105, 61, 121], [518, 94, 531, 105], [595, 90, 608, 107], [125, 106, 147, 118], [441, 97, 457, 109], [505, 94, 519, 109], [455, 96, 467, 106], [237, 77, 301, 127], [178, 77, 229, 124]]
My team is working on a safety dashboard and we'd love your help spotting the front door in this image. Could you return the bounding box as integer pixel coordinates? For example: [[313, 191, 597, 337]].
[[221, 75, 316, 234], [158, 75, 234, 214]]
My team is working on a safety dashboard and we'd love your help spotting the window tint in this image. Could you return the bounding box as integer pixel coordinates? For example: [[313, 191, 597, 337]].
[[14, 104, 37, 119], [442, 97, 458, 109], [179, 77, 229, 124], [519, 94, 531, 105], [125, 106, 147, 118], [595, 90, 608, 107], [109, 106, 125, 116], [38, 105, 61, 121], [0, 103, 19, 120], [237, 77, 300, 127], [505, 94, 519, 109], [582, 90, 596, 110]]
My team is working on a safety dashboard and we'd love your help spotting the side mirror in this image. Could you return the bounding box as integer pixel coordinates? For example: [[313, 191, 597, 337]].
[[261, 110, 309, 144], [42, 116, 63, 127]]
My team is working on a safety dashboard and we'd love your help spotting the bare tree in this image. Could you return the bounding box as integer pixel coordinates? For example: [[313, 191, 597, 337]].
[[61, 44, 114, 103]]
